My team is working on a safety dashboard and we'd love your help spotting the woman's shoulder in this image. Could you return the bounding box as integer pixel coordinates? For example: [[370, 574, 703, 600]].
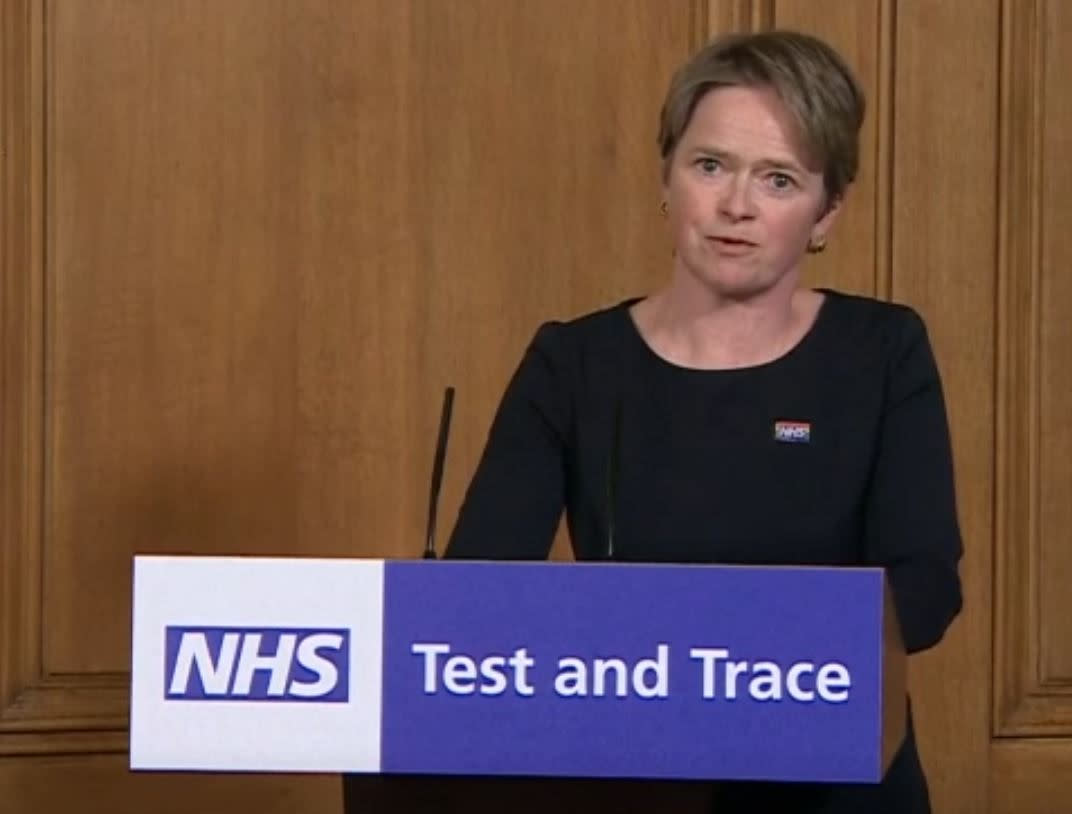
[[821, 287, 924, 323], [818, 288, 932, 353], [526, 298, 641, 355], [509, 299, 644, 396]]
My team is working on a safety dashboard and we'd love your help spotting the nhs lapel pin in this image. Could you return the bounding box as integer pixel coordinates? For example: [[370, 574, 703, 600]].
[[774, 420, 811, 444]]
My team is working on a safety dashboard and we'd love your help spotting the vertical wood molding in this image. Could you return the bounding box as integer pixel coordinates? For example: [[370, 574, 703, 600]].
[[993, 0, 1042, 734], [1, 0, 45, 721], [0, 0, 127, 756], [707, 0, 775, 35], [874, 0, 896, 300], [690, 1, 710, 50], [994, 0, 1072, 736]]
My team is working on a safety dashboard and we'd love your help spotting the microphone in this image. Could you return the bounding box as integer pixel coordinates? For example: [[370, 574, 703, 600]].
[[423, 386, 455, 559], [605, 399, 622, 561]]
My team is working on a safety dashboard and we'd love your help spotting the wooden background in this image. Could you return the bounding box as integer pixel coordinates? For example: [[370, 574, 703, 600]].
[[1, 1, 1068, 811]]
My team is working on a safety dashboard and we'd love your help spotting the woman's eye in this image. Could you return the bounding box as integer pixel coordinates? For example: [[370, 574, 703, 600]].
[[769, 172, 795, 190]]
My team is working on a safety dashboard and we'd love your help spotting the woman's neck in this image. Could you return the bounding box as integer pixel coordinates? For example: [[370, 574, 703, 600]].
[[632, 278, 820, 370]]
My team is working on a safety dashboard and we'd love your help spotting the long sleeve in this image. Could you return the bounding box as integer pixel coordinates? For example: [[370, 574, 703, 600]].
[[863, 309, 964, 653], [444, 323, 571, 560]]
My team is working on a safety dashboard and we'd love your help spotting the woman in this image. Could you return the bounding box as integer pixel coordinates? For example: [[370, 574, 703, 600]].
[[446, 30, 962, 813]]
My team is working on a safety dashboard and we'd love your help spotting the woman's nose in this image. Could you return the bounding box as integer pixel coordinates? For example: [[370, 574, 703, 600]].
[[718, 174, 755, 220]]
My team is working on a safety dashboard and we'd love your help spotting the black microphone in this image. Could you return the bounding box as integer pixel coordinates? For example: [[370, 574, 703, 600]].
[[423, 386, 455, 559], [605, 399, 622, 561]]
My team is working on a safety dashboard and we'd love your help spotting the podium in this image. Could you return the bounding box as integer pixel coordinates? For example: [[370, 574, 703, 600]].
[[129, 556, 905, 784]]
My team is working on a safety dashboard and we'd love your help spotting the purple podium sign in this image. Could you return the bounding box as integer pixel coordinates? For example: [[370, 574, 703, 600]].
[[379, 561, 905, 783]]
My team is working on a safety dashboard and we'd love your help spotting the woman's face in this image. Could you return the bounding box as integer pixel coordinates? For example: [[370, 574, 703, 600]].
[[663, 84, 839, 301]]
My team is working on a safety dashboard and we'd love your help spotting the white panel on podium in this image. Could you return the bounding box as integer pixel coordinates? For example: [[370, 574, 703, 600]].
[[130, 556, 384, 772]]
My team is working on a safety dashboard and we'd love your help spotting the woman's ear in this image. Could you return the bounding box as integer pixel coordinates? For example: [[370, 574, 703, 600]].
[[812, 192, 844, 245]]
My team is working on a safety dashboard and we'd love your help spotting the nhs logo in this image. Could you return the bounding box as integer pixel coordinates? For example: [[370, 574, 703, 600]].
[[165, 626, 350, 702], [132, 557, 383, 772], [774, 420, 811, 444]]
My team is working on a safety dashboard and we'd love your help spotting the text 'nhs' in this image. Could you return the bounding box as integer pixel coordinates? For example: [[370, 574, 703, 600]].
[[164, 627, 350, 702]]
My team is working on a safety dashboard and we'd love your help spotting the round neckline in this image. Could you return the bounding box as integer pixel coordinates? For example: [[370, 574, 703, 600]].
[[620, 288, 835, 374]]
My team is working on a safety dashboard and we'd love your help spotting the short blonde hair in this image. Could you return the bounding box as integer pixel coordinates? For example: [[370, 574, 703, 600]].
[[657, 31, 866, 202]]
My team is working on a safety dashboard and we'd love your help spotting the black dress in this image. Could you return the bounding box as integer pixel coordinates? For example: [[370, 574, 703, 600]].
[[445, 289, 963, 812]]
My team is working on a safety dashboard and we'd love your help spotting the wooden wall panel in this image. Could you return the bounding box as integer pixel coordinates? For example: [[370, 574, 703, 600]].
[[995, 0, 1072, 742], [38, 0, 695, 681], [1035, 0, 1072, 691], [3, 0, 702, 810], [887, 2, 998, 813], [4, 754, 340, 814], [48, 0, 300, 675], [991, 740, 1072, 814]]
